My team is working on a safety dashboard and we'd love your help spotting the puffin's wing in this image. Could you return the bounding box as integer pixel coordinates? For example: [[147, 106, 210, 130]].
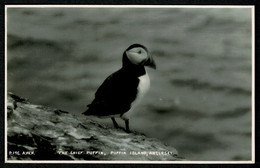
[[83, 69, 139, 116], [94, 71, 122, 98]]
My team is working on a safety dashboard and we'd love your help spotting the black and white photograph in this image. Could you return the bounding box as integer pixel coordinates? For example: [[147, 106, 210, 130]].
[[5, 5, 254, 163]]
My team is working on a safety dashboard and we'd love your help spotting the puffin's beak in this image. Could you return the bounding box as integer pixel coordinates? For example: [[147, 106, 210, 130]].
[[144, 54, 156, 69]]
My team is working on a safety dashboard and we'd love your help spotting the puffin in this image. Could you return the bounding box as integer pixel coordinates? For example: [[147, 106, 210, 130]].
[[82, 44, 156, 133]]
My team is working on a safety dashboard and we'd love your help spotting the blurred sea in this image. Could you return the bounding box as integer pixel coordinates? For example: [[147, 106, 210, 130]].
[[7, 7, 252, 161]]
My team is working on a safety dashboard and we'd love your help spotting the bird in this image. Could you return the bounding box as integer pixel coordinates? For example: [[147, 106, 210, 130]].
[[82, 44, 156, 133]]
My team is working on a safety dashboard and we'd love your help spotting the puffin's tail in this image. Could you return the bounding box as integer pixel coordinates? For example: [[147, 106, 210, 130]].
[[82, 104, 94, 115], [82, 110, 90, 115], [82, 102, 109, 116]]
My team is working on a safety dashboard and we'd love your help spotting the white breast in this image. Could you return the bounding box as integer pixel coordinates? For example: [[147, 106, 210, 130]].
[[121, 71, 150, 120], [137, 73, 150, 97]]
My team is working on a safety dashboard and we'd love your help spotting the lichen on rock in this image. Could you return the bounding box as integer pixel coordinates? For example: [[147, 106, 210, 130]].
[[7, 93, 182, 161]]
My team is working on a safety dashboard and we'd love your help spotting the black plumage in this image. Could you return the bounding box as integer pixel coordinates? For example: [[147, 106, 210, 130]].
[[82, 44, 156, 132], [83, 68, 140, 117]]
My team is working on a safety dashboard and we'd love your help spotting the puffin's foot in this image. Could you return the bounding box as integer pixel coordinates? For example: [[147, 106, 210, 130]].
[[125, 119, 131, 133], [111, 117, 119, 128], [125, 129, 131, 133], [112, 117, 131, 133]]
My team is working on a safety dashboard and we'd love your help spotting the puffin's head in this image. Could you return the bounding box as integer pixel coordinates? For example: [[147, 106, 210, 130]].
[[123, 44, 156, 69]]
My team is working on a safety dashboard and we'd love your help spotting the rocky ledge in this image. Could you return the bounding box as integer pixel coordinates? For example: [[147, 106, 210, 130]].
[[7, 93, 181, 161]]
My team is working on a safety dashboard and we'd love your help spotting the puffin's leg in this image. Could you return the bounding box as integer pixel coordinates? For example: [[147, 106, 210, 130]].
[[111, 117, 119, 128], [125, 119, 130, 133]]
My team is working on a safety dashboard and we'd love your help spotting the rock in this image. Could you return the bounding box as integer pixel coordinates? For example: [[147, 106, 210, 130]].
[[7, 93, 182, 161]]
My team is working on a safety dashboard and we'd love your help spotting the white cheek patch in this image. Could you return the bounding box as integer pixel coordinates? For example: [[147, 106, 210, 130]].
[[126, 51, 147, 65]]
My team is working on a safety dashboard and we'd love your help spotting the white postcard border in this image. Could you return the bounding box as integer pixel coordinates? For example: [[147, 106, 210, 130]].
[[4, 5, 255, 164]]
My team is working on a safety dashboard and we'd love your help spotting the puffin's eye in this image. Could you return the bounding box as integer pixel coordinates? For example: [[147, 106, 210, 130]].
[[138, 50, 142, 54]]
